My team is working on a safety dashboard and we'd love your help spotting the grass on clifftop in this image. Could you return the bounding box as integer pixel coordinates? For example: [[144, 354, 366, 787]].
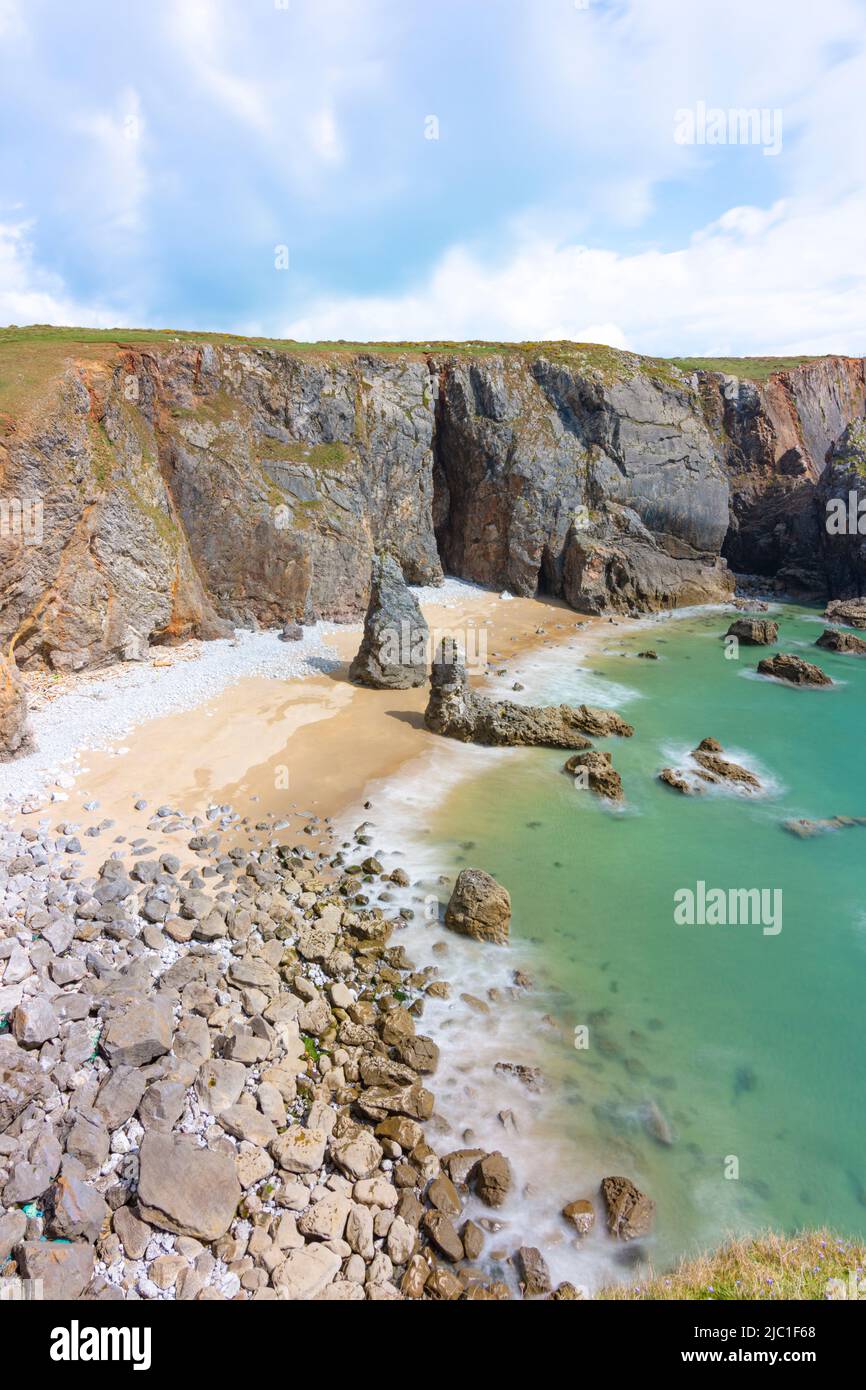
[[670, 355, 819, 381], [0, 324, 840, 423], [598, 1230, 866, 1300]]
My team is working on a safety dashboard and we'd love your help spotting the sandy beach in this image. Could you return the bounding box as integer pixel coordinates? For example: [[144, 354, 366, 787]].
[[8, 585, 601, 873]]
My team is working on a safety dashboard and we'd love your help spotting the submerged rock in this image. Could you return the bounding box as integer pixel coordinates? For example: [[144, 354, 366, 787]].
[[563, 749, 624, 801], [444, 868, 511, 945], [600, 1175, 655, 1241], [425, 638, 633, 748], [641, 1099, 674, 1147], [349, 552, 429, 689], [757, 653, 832, 687], [783, 815, 866, 838], [815, 627, 866, 654], [725, 617, 779, 645], [0, 655, 34, 760]]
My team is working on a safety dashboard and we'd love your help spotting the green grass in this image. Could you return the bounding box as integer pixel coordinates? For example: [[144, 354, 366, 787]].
[[0, 326, 850, 424], [257, 437, 352, 470], [598, 1230, 866, 1300], [670, 356, 821, 382]]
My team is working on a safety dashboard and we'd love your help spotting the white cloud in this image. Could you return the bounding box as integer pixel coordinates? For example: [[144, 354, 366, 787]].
[[0, 0, 23, 42], [168, 0, 271, 135], [283, 192, 866, 356], [307, 108, 344, 166], [0, 221, 121, 327], [74, 88, 149, 238]]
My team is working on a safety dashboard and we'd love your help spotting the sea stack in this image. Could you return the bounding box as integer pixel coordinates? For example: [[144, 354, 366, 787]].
[[349, 552, 429, 689]]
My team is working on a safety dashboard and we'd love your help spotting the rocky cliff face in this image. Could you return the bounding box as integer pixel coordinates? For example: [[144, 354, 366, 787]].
[[1, 339, 864, 674], [432, 353, 731, 614], [705, 356, 866, 590]]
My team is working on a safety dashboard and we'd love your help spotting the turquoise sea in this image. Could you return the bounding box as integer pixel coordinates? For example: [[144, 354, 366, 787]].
[[399, 601, 866, 1286]]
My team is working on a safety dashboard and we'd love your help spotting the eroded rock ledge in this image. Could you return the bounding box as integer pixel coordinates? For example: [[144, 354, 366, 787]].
[[424, 638, 634, 748]]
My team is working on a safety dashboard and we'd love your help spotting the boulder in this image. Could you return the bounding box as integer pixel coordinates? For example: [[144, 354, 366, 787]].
[[757, 653, 832, 687], [218, 1103, 278, 1148], [825, 597, 866, 629], [444, 868, 511, 945], [329, 1127, 383, 1180], [421, 1210, 464, 1262], [563, 749, 623, 801], [425, 638, 633, 748], [137, 1132, 240, 1241], [95, 1065, 147, 1129], [0, 1043, 47, 1130], [101, 999, 174, 1066], [659, 739, 761, 795], [297, 1193, 351, 1242], [0, 1210, 27, 1261], [562, 1198, 595, 1235], [47, 1174, 110, 1244], [271, 1125, 328, 1173], [514, 1245, 552, 1297], [16, 1239, 94, 1300], [195, 1059, 247, 1115], [815, 627, 866, 654], [348, 552, 429, 689], [3, 1127, 61, 1203], [600, 1175, 655, 1240], [0, 655, 34, 761], [470, 1151, 513, 1208], [724, 617, 778, 645], [273, 1244, 341, 1300], [12, 996, 60, 1048]]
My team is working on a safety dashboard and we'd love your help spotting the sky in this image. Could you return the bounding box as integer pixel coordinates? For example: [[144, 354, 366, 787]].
[[0, 0, 864, 355]]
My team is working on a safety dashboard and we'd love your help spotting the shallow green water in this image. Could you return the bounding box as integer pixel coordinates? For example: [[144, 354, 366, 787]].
[[427, 603, 866, 1269]]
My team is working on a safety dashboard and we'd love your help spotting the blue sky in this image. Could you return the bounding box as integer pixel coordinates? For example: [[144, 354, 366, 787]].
[[1, 0, 864, 354]]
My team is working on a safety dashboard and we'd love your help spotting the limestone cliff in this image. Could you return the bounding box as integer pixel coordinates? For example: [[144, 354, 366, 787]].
[[0, 334, 864, 672]]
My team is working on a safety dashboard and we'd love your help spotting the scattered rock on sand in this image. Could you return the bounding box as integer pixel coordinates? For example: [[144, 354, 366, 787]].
[[563, 749, 623, 801], [425, 638, 633, 748], [756, 653, 832, 687], [444, 867, 511, 945], [815, 627, 866, 654], [349, 552, 429, 689], [600, 1175, 655, 1240], [724, 617, 778, 645]]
